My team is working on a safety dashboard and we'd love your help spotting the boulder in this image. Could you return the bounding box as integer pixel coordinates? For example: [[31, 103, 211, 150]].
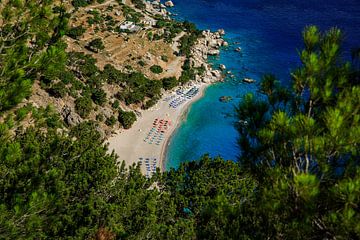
[[165, 0, 174, 7], [243, 78, 256, 83], [218, 29, 226, 35], [219, 64, 226, 70], [61, 106, 81, 126], [211, 70, 222, 79], [222, 41, 229, 47], [208, 39, 218, 48], [208, 49, 220, 55]]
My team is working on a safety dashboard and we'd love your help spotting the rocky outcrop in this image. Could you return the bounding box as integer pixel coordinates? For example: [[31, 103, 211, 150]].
[[208, 49, 220, 55], [217, 29, 226, 35], [62, 105, 81, 126], [165, 1, 174, 7], [187, 29, 228, 83]]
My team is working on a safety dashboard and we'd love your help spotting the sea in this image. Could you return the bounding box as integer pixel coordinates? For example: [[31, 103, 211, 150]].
[[165, 0, 360, 170]]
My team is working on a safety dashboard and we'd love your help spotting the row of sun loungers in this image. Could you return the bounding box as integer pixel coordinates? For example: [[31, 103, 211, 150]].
[[143, 119, 170, 145], [138, 157, 158, 178], [169, 87, 199, 108]]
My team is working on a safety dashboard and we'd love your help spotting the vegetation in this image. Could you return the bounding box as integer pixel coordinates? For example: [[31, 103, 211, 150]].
[[72, 0, 94, 8], [1, 1, 359, 237], [86, 38, 105, 53], [105, 115, 117, 126], [178, 22, 202, 57], [0, 1, 69, 112], [75, 96, 93, 118], [120, 4, 143, 24], [131, 0, 145, 9], [234, 26, 360, 238], [66, 26, 86, 39], [162, 77, 178, 90], [118, 109, 137, 129], [150, 65, 163, 74], [91, 88, 107, 106]]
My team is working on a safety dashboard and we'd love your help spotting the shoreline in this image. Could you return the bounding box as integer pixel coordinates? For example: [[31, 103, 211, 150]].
[[107, 25, 226, 175], [107, 82, 212, 175], [160, 83, 209, 171]]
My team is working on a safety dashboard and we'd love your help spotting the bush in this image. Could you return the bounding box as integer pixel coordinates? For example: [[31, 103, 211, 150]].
[[60, 71, 75, 85], [15, 104, 33, 121], [112, 100, 120, 109], [131, 0, 145, 9], [96, 114, 104, 122], [162, 77, 178, 90], [66, 26, 86, 39], [48, 82, 67, 98], [75, 97, 92, 118], [118, 110, 136, 129], [143, 98, 157, 110], [86, 38, 105, 53], [138, 60, 145, 67], [150, 65, 163, 74], [179, 68, 196, 84], [72, 0, 93, 8], [105, 115, 117, 126], [91, 88, 107, 106], [161, 55, 168, 62]]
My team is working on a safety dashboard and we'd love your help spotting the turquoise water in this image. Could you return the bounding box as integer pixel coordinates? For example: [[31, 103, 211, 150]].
[[165, 0, 360, 170]]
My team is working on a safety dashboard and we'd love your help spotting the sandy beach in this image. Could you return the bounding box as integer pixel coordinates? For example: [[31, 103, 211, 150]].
[[107, 83, 209, 175], [107, 27, 226, 176]]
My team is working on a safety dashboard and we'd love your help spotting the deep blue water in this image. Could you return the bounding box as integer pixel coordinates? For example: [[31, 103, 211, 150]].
[[165, 0, 360, 170]]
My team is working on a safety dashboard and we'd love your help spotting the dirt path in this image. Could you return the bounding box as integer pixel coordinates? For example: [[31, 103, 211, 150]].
[[171, 32, 186, 52], [83, 0, 117, 11]]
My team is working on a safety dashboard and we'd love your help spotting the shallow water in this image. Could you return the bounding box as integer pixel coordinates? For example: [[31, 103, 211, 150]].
[[165, 0, 360, 170]]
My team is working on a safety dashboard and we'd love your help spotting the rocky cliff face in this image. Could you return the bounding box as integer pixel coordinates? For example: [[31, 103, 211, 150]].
[[190, 29, 227, 83]]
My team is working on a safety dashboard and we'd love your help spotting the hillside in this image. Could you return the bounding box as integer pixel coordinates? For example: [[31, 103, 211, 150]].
[[0, 0, 216, 135]]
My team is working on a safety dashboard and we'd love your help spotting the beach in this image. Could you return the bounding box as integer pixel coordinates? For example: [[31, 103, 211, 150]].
[[107, 83, 209, 175], [106, 25, 226, 175]]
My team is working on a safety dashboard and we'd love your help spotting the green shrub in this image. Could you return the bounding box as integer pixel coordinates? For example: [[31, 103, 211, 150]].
[[86, 38, 105, 53], [91, 88, 107, 106], [102, 64, 127, 84], [75, 97, 92, 118], [138, 60, 145, 67], [15, 105, 33, 121], [72, 0, 93, 8], [147, 32, 153, 40], [60, 71, 75, 85], [143, 98, 157, 110], [105, 115, 117, 126], [161, 55, 168, 62], [96, 113, 104, 122], [131, 0, 145, 9], [118, 110, 136, 129], [150, 65, 163, 74], [112, 100, 120, 109], [66, 26, 86, 39], [162, 77, 178, 90], [48, 82, 67, 98]]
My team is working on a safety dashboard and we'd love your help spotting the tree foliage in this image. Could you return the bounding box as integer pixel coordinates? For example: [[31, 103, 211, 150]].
[[235, 26, 360, 239], [0, 1, 69, 112], [118, 110, 137, 129]]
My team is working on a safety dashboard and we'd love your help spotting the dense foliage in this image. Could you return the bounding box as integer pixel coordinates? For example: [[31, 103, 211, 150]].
[[150, 65, 163, 74], [118, 109, 137, 129], [86, 38, 105, 53], [162, 77, 178, 90], [1, 0, 359, 238], [235, 26, 360, 238], [0, 1, 69, 112]]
